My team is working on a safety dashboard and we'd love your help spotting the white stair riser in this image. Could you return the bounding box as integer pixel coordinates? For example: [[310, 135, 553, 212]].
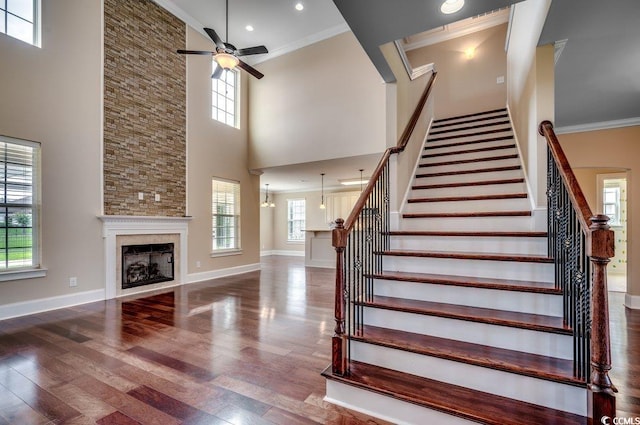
[[404, 197, 530, 214], [382, 256, 554, 282], [429, 124, 512, 140], [418, 157, 521, 174], [427, 132, 513, 148], [421, 146, 518, 164], [363, 307, 573, 359], [433, 115, 510, 128], [414, 168, 523, 185], [399, 215, 535, 232], [390, 235, 547, 255], [410, 182, 527, 198], [350, 342, 587, 416], [374, 279, 561, 316], [424, 137, 514, 156], [325, 380, 478, 425]]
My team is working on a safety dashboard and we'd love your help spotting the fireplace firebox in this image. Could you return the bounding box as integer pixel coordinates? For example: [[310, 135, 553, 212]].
[[121, 243, 174, 289]]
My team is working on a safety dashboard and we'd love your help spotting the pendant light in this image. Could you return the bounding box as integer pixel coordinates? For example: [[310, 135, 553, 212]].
[[320, 173, 326, 209], [261, 184, 275, 208]]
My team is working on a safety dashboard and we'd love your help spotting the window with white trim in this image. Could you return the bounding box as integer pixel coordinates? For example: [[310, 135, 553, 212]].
[[1, 0, 40, 47], [212, 178, 240, 252], [0, 135, 40, 271], [211, 64, 238, 128], [287, 199, 305, 242]]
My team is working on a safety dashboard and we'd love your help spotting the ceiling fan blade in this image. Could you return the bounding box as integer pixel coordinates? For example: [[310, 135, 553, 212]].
[[204, 28, 226, 50], [211, 65, 224, 80], [237, 45, 268, 56], [177, 49, 214, 55], [237, 59, 264, 79]]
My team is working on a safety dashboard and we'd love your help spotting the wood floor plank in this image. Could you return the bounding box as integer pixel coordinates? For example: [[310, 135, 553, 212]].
[[96, 411, 142, 425], [126, 345, 217, 382], [127, 384, 219, 422], [0, 257, 635, 424]]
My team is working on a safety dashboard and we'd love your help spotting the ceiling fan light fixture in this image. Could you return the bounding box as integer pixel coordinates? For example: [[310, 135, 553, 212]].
[[214, 52, 239, 70], [295, 2, 304, 11], [440, 0, 464, 14]]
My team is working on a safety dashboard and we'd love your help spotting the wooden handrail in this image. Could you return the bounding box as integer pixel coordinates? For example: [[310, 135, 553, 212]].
[[538, 120, 593, 231], [538, 120, 616, 422], [343, 71, 437, 232], [331, 70, 437, 376], [394, 72, 438, 153]]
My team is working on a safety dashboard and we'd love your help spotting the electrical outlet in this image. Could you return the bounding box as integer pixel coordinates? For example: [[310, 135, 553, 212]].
[[69, 277, 78, 287], [496, 75, 505, 84], [155, 193, 160, 202], [196, 261, 201, 268], [138, 192, 144, 200]]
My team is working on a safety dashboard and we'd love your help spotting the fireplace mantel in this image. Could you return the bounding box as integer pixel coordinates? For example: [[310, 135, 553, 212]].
[[99, 215, 191, 299]]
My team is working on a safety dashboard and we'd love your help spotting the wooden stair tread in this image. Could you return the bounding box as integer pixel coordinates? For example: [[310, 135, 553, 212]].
[[360, 296, 571, 334], [322, 362, 587, 425], [426, 143, 516, 158], [419, 153, 518, 167], [367, 270, 558, 294], [415, 165, 521, 179], [403, 210, 531, 218], [429, 120, 511, 136], [412, 178, 524, 190], [433, 108, 507, 124], [376, 249, 553, 263], [408, 193, 527, 203], [428, 127, 512, 142], [431, 113, 509, 129], [354, 325, 583, 386], [424, 134, 513, 150], [388, 230, 547, 237]]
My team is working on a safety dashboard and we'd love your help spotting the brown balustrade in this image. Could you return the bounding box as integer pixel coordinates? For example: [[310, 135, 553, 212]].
[[538, 120, 616, 421], [331, 71, 437, 377]]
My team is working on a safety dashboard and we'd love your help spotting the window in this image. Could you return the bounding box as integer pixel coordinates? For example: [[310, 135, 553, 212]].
[[211, 64, 238, 128], [212, 178, 240, 253], [287, 199, 305, 242], [1, 0, 39, 47], [0, 135, 40, 271], [603, 185, 621, 226]]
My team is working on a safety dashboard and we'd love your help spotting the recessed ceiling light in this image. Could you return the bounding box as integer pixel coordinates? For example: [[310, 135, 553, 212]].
[[440, 0, 464, 14], [295, 2, 304, 11], [245, 25, 254, 32]]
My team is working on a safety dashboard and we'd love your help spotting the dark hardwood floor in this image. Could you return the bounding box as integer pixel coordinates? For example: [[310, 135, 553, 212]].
[[0, 256, 637, 424]]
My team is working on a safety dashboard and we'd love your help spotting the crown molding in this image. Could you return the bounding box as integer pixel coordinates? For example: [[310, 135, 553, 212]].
[[554, 117, 640, 134], [252, 23, 351, 65], [402, 8, 510, 52]]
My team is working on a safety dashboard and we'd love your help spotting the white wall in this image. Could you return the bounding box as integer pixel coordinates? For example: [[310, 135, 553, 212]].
[[185, 27, 260, 276], [0, 0, 104, 306], [248, 32, 387, 170], [506, 0, 553, 209], [407, 24, 508, 119]]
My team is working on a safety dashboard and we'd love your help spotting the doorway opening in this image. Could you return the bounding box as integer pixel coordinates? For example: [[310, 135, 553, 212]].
[[597, 173, 627, 292]]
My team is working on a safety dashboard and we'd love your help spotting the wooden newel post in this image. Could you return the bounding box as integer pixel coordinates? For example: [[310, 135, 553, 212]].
[[587, 214, 616, 421], [332, 218, 348, 376]]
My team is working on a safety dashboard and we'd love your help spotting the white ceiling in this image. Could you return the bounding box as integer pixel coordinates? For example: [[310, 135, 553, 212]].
[[156, 0, 348, 64], [157, 0, 640, 192]]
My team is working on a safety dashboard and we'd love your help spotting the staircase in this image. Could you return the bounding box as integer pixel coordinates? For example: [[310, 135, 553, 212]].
[[322, 109, 590, 424]]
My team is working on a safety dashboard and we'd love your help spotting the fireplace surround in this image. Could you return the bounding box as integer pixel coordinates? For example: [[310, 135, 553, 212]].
[[99, 215, 190, 298]]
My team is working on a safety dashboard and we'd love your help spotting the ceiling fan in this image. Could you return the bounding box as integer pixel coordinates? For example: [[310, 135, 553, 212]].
[[176, 0, 268, 79]]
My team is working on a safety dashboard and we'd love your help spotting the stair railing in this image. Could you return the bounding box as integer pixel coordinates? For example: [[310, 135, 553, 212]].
[[539, 120, 616, 421], [331, 71, 437, 376]]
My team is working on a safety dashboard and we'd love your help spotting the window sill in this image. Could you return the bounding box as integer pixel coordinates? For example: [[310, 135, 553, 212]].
[[287, 240, 305, 244], [0, 267, 48, 282], [210, 249, 243, 258]]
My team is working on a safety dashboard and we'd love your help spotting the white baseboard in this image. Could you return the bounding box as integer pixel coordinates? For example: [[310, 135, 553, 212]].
[[263, 250, 305, 257], [0, 289, 106, 321], [624, 293, 640, 310], [260, 250, 274, 257], [187, 262, 261, 284]]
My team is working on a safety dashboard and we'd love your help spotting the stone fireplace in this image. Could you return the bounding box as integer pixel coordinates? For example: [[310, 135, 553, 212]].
[[99, 216, 190, 299]]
